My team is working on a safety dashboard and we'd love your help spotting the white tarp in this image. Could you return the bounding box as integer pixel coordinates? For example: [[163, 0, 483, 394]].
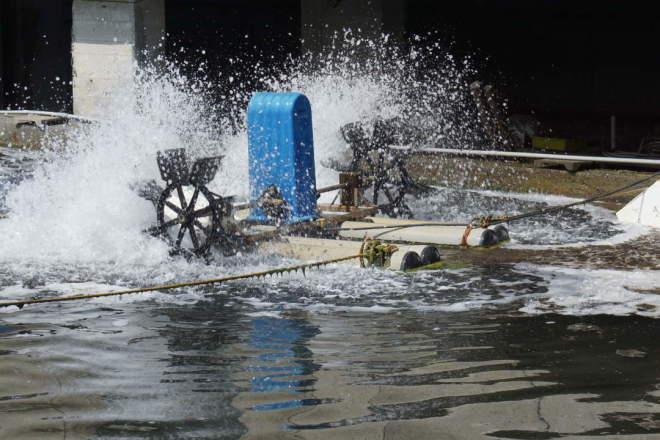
[[616, 180, 660, 228]]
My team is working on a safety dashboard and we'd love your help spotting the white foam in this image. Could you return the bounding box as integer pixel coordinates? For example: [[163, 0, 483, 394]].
[[493, 190, 648, 248], [517, 264, 660, 317]]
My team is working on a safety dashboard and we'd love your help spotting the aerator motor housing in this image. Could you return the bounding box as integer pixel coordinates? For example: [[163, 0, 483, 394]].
[[247, 92, 319, 224]]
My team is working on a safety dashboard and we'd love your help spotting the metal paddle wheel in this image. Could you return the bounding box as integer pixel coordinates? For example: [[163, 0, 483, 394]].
[[339, 117, 433, 218], [153, 148, 241, 257]]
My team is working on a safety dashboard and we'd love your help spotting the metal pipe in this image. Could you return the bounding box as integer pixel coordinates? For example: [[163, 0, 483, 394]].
[[0, 110, 98, 123], [233, 184, 350, 211], [339, 220, 502, 247], [389, 145, 660, 168], [317, 183, 348, 193], [233, 201, 255, 210], [610, 115, 616, 151]]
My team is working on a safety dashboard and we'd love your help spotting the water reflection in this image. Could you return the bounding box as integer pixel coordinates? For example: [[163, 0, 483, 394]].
[[233, 311, 660, 439], [247, 316, 320, 406], [1, 295, 659, 439]]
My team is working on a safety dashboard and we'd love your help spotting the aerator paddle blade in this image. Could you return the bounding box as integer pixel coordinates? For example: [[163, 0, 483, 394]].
[[372, 118, 398, 147], [340, 122, 370, 158], [190, 156, 223, 186], [157, 148, 190, 185]]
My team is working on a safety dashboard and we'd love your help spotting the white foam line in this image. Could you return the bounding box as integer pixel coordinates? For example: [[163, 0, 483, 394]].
[[516, 263, 660, 317]]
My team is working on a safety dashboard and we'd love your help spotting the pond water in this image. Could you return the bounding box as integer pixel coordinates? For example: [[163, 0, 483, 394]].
[[1, 56, 659, 438], [1, 142, 659, 439]]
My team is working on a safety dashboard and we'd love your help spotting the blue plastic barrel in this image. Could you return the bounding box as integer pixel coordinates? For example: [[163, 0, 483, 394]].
[[247, 92, 318, 223]]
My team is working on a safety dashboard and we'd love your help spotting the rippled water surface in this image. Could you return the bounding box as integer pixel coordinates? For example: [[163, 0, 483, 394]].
[[2, 167, 658, 439], [1, 298, 659, 439]]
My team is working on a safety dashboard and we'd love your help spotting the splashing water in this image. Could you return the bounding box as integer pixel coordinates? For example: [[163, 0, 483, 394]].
[[1, 35, 658, 440], [1, 34, 481, 262], [0, 65, 224, 267], [0, 35, 654, 317]]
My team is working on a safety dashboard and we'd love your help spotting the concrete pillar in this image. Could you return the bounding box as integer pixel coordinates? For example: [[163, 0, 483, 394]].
[[301, 0, 406, 55], [72, 0, 164, 117]]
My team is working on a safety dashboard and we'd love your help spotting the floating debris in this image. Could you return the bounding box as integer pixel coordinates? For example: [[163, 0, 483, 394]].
[[615, 349, 648, 358], [567, 323, 602, 333]]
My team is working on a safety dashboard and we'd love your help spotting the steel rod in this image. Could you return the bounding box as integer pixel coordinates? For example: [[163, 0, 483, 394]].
[[317, 183, 349, 193], [234, 184, 349, 211]]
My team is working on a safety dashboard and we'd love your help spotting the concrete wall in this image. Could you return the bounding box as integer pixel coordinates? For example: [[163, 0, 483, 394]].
[[301, 0, 405, 55], [72, 0, 164, 117], [135, 0, 166, 64]]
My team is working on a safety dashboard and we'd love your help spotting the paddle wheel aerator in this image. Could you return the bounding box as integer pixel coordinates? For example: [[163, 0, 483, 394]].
[[153, 148, 238, 257]]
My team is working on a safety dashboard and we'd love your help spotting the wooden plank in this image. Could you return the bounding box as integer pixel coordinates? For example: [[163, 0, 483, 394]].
[[317, 203, 377, 213]]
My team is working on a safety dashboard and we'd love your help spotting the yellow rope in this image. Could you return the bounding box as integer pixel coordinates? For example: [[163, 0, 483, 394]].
[[470, 171, 660, 229], [359, 238, 398, 268], [0, 254, 365, 309]]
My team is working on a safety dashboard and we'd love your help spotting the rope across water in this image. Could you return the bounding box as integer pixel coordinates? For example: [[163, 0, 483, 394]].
[[0, 254, 365, 309], [478, 170, 660, 227]]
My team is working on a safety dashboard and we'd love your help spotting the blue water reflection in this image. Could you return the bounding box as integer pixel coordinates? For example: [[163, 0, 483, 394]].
[[247, 316, 320, 410]]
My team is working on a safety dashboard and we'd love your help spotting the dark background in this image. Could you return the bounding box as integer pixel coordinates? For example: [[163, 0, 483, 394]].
[[406, 0, 660, 150], [0, 0, 73, 112], [1, 0, 657, 150], [164, 0, 301, 122]]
